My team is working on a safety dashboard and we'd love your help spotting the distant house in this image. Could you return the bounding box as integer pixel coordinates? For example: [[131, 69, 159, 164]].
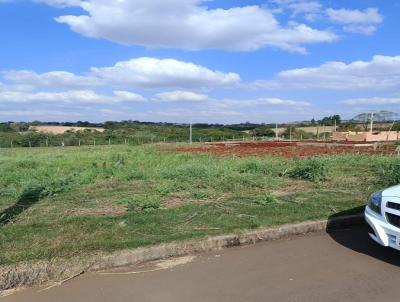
[[29, 126, 105, 134], [333, 131, 400, 142]]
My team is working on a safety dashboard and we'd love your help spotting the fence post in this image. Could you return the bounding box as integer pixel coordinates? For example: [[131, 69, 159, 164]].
[[10, 141, 13, 148], [78, 139, 81, 147], [46, 138, 49, 147], [109, 138, 111, 145]]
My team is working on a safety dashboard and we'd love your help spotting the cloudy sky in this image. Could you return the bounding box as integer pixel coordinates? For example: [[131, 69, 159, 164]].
[[0, 0, 399, 123]]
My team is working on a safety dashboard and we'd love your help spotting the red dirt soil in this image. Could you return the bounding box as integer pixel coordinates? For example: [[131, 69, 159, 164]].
[[163, 141, 397, 158]]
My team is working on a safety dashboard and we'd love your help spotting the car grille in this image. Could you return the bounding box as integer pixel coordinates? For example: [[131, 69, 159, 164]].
[[386, 212, 400, 228], [387, 202, 400, 211]]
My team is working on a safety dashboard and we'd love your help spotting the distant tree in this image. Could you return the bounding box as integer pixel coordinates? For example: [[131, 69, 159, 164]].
[[104, 121, 118, 129], [392, 123, 400, 131], [0, 123, 13, 132], [338, 123, 361, 132], [280, 126, 315, 139], [30, 120, 42, 126], [10, 123, 29, 132], [251, 127, 275, 137], [318, 115, 341, 126]]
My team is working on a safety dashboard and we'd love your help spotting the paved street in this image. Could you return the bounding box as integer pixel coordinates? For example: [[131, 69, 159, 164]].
[[3, 226, 400, 302]]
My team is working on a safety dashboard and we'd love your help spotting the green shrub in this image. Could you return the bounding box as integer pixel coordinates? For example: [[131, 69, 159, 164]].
[[111, 154, 126, 167], [127, 195, 161, 212], [41, 177, 73, 197], [288, 158, 327, 182], [254, 193, 278, 206], [377, 160, 400, 186], [15, 160, 39, 169], [19, 182, 45, 201], [188, 188, 212, 199], [237, 159, 268, 174], [162, 163, 211, 180], [124, 169, 145, 180]]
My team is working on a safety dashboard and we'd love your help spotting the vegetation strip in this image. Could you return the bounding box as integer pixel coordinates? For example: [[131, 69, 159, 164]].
[[1, 145, 398, 265]]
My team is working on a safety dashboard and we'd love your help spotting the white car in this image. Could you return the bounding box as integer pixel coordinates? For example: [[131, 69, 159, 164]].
[[365, 185, 400, 251]]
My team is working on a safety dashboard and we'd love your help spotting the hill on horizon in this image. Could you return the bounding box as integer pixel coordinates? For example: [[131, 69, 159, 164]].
[[352, 111, 399, 122]]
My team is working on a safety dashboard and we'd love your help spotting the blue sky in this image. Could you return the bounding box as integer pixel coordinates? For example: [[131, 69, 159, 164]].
[[0, 0, 399, 123]]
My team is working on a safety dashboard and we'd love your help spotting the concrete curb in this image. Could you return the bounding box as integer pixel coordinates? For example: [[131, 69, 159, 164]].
[[0, 214, 364, 291]]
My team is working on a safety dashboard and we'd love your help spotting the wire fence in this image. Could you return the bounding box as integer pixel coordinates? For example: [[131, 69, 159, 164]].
[[0, 135, 250, 149], [0, 133, 339, 149]]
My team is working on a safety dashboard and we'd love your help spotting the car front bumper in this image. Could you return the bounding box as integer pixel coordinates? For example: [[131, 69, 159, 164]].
[[365, 206, 400, 251]]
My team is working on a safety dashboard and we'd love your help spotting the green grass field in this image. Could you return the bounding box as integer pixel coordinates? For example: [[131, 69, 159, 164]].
[[0, 145, 398, 266]]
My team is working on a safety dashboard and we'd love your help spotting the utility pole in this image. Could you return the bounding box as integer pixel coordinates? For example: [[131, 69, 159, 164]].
[[370, 112, 374, 133], [334, 119, 337, 132], [189, 122, 193, 145], [275, 122, 278, 140]]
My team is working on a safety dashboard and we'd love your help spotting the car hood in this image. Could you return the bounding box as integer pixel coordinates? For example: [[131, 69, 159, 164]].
[[383, 184, 400, 197]]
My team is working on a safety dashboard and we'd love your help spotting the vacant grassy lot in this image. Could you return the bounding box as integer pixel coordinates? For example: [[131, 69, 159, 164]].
[[0, 145, 398, 266]]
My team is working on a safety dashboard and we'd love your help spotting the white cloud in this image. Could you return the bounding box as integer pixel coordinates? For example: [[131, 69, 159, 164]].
[[326, 8, 382, 24], [270, 2, 383, 35], [343, 25, 377, 35], [153, 108, 243, 118], [112, 91, 146, 102], [90, 57, 240, 88], [249, 98, 310, 106], [214, 97, 310, 107], [50, 0, 337, 53], [152, 90, 310, 107], [326, 8, 383, 34], [154, 91, 209, 102], [33, 0, 81, 7], [271, 0, 323, 15], [250, 55, 400, 91], [0, 89, 146, 104], [2, 57, 240, 90], [3, 70, 100, 89], [0, 109, 83, 117], [341, 97, 400, 105]]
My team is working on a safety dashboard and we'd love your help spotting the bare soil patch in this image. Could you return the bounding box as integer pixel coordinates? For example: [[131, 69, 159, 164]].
[[64, 205, 128, 217], [163, 141, 397, 158]]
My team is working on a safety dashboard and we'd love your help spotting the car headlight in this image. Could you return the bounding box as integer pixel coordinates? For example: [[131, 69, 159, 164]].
[[368, 191, 383, 215]]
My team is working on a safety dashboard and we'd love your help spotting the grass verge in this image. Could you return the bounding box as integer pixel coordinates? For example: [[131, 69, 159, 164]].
[[0, 145, 396, 266]]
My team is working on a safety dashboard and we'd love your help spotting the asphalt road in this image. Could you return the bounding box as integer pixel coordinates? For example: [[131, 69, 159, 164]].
[[3, 225, 400, 302]]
